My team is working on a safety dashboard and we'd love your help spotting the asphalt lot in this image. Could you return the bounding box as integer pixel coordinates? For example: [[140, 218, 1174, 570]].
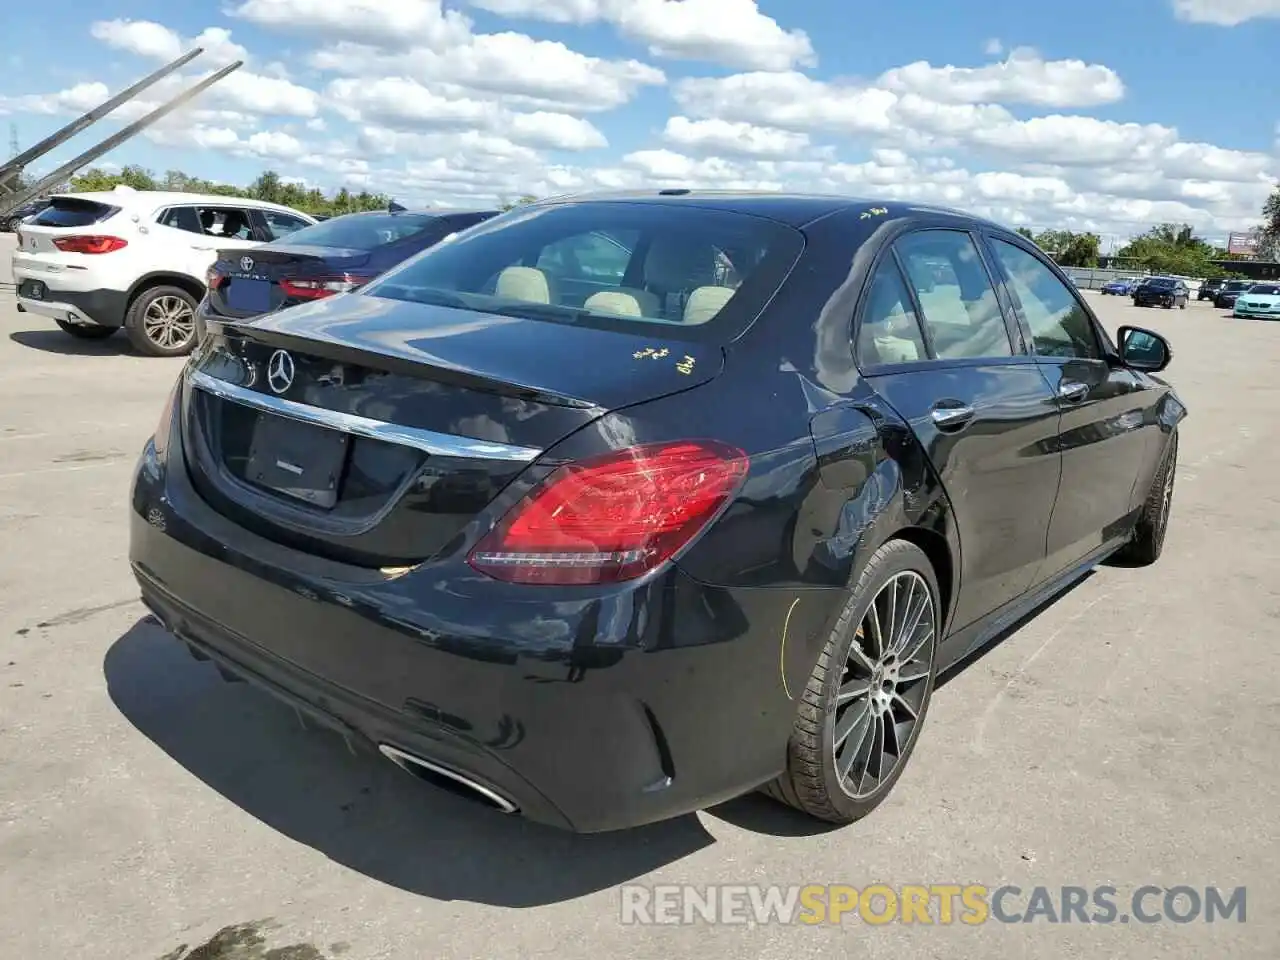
[[2, 228, 1278, 959]]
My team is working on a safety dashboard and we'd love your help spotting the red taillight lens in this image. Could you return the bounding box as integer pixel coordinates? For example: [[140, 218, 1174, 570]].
[[281, 274, 372, 300], [206, 266, 225, 289], [52, 235, 127, 254], [468, 440, 749, 585]]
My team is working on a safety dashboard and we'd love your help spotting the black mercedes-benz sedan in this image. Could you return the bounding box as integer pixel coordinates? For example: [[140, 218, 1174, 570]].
[[129, 191, 1187, 832]]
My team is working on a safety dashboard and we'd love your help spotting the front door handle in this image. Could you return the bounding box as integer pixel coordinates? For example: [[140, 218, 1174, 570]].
[[1058, 380, 1089, 403], [930, 402, 975, 430]]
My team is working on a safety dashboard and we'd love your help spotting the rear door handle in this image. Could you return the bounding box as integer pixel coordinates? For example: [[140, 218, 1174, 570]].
[[930, 402, 975, 430], [1058, 380, 1089, 403]]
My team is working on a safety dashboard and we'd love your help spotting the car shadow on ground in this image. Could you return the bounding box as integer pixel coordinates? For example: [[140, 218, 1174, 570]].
[[104, 572, 1099, 898], [105, 616, 721, 907], [8, 327, 132, 356]]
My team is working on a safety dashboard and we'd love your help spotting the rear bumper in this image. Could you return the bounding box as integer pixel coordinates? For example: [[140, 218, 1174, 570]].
[[127, 412, 815, 832], [15, 282, 127, 327]]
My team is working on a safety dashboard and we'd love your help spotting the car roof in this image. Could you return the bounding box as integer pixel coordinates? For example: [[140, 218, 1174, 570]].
[[327, 207, 499, 218], [528, 189, 1013, 230], [50, 188, 312, 217]]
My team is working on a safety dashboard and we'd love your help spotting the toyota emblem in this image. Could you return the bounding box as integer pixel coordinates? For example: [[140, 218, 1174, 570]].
[[240, 256, 254, 273], [267, 349, 295, 394]]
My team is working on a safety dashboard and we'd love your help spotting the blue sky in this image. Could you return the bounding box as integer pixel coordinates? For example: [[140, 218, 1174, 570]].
[[2, 0, 1278, 244]]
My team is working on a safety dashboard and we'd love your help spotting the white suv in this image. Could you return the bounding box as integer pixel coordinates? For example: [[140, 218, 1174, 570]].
[[12, 186, 316, 356]]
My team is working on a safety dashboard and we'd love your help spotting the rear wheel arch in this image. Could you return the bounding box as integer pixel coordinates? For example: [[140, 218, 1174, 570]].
[[126, 272, 206, 310], [887, 526, 955, 630]]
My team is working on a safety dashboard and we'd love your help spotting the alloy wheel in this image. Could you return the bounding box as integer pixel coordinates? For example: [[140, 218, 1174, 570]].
[[833, 570, 937, 799], [142, 295, 195, 350]]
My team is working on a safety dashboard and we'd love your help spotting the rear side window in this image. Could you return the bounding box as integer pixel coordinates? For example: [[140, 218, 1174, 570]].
[[278, 213, 442, 250], [157, 206, 203, 234], [894, 230, 1013, 360], [30, 197, 119, 228], [362, 202, 804, 342], [857, 258, 928, 365]]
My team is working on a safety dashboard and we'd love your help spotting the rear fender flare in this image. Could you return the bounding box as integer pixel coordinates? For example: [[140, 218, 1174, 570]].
[[126, 271, 206, 309]]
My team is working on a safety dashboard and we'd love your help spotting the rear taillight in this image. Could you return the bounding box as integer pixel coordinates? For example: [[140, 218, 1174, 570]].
[[206, 266, 225, 289], [52, 235, 127, 254], [468, 440, 749, 585], [281, 274, 372, 300]]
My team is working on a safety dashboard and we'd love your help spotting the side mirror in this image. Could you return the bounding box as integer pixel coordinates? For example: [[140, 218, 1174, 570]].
[[1117, 325, 1171, 373]]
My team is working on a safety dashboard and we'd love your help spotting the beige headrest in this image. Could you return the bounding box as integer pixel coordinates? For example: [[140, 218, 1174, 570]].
[[584, 289, 659, 317], [495, 266, 552, 303], [683, 285, 735, 325]]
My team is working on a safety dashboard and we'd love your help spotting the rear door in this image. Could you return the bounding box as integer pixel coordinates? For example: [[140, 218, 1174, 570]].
[[981, 233, 1159, 579], [857, 227, 1063, 633]]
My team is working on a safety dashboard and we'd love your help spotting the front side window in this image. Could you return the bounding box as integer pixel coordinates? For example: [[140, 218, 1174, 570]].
[[362, 202, 804, 340], [988, 238, 1101, 360], [893, 230, 1013, 360], [536, 230, 636, 283], [197, 207, 255, 241]]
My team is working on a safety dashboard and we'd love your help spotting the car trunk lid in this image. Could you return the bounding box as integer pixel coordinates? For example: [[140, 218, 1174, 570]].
[[207, 244, 376, 320], [184, 292, 722, 567]]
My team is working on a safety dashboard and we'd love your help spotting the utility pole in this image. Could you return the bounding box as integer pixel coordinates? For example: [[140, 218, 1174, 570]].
[[7, 124, 18, 161]]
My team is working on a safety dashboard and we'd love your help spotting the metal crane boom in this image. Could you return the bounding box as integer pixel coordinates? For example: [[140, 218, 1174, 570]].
[[0, 54, 243, 219], [0, 48, 205, 188]]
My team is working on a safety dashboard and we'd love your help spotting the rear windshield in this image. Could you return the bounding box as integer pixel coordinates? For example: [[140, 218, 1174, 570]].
[[1147, 278, 1175, 288], [276, 213, 443, 250], [361, 201, 805, 342], [29, 197, 119, 228]]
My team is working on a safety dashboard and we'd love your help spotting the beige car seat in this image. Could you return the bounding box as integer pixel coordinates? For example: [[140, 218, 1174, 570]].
[[682, 286, 735, 324], [643, 239, 719, 319], [584, 289, 660, 317], [495, 266, 554, 303]]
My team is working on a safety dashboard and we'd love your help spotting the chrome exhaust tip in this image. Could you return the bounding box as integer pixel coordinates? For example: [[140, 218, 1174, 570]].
[[378, 743, 519, 814]]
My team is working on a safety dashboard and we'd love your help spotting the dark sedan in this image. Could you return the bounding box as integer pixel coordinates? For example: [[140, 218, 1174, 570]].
[[199, 206, 497, 329], [2, 198, 51, 232], [1133, 276, 1188, 309], [1214, 279, 1253, 309], [129, 192, 1186, 832], [1198, 277, 1226, 301]]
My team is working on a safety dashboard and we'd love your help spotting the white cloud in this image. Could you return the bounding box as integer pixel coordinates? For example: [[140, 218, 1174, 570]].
[[877, 47, 1125, 108], [468, 0, 816, 70], [227, 0, 472, 49], [326, 78, 608, 151], [1171, 0, 1280, 25], [662, 116, 813, 158], [90, 20, 249, 64], [984, 38, 1004, 55], [310, 33, 664, 113]]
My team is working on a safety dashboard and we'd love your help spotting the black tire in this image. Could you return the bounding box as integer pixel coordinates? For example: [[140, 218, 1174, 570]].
[[54, 320, 117, 339], [4, 217, 21, 233], [1115, 430, 1178, 566], [124, 285, 199, 357], [763, 538, 940, 824]]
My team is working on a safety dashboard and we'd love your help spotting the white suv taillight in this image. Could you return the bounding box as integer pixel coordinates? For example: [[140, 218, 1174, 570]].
[[52, 235, 128, 254]]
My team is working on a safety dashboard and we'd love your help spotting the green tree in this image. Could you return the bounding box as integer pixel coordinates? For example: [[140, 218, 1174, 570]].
[[500, 194, 537, 211], [1115, 222, 1226, 276], [1258, 188, 1280, 261], [67, 165, 390, 218]]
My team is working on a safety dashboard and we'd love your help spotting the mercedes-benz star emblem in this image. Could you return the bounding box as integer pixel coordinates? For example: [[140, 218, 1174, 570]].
[[240, 256, 254, 273], [267, 349, 295, 394]]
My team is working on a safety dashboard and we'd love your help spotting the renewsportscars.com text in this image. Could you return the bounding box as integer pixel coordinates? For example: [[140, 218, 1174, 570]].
[[619, 884, 1247, 926]]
